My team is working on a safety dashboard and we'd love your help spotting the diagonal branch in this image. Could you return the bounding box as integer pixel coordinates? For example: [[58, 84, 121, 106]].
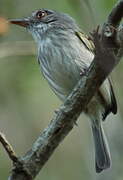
[[2, 0, 123, 179], [0, 133, 18, 163]]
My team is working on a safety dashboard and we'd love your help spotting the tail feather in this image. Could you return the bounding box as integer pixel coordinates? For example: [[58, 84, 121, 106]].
[[91, 124, 111, 173]]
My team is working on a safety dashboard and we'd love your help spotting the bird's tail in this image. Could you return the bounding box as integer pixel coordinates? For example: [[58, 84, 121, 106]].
[[91, 123, 111, 173]]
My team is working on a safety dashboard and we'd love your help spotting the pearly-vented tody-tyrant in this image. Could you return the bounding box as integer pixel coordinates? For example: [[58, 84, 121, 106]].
[[10, 9, 117, 173]]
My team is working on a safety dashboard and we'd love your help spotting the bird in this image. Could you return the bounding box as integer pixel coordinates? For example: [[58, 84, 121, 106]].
[[10, 9, 117, 173]]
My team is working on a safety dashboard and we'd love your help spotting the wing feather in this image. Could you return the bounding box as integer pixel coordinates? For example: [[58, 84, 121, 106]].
[[75, 31, 117, 119]]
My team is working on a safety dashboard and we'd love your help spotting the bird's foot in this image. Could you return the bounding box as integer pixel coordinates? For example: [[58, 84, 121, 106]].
[[80, 68, 88, 76]]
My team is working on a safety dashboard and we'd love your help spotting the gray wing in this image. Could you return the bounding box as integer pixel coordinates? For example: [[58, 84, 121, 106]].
[[107, 78, 117, 114], [75, 31, 117, 120], [97, 78, 117, 121]]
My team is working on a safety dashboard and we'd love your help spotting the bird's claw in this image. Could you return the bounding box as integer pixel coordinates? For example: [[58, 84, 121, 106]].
[[80, 69, 88, 76]]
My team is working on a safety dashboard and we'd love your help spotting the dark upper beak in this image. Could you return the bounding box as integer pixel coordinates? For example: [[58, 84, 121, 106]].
[[9, 18, 30, 27]]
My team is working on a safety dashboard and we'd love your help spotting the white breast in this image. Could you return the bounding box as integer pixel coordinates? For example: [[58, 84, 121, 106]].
[[38, 31, 94, 100]]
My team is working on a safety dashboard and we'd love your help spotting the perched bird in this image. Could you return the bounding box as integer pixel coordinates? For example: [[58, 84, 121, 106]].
[[10, 9, 117, 173]]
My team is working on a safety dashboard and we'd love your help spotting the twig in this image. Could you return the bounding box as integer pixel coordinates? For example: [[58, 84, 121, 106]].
[[0, 133, 18, 162], [108, 0, 123, 27]]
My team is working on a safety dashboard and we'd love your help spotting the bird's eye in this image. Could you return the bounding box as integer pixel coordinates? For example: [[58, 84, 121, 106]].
[[36, 11, 47, 19]]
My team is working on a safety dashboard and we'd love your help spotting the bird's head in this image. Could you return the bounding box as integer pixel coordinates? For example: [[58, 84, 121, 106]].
[[10, 9, 79, 42]]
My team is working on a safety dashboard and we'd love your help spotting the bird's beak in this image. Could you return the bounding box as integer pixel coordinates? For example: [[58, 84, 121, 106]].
[[9, 18, 30, 27]]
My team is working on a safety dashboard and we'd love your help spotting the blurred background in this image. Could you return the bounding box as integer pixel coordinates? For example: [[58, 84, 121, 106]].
[[0, 0, 123, 179]]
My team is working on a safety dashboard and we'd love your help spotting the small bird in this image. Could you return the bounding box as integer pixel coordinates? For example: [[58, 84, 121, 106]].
[[10, 9, 117, 173]]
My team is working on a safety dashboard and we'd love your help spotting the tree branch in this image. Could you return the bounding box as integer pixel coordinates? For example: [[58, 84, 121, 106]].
[[0, 133, 18, 163], [0, 0, 123, 179]]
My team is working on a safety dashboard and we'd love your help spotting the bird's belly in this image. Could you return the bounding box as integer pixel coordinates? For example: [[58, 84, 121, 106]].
[[38, 33, 93, 100], [40, 56, 108, 121], [40, 58, 81, 101], [42, 61, 105, 118]]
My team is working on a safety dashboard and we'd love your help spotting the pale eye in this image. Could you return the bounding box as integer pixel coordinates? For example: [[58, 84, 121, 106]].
[[36, 11, 47, 19]]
